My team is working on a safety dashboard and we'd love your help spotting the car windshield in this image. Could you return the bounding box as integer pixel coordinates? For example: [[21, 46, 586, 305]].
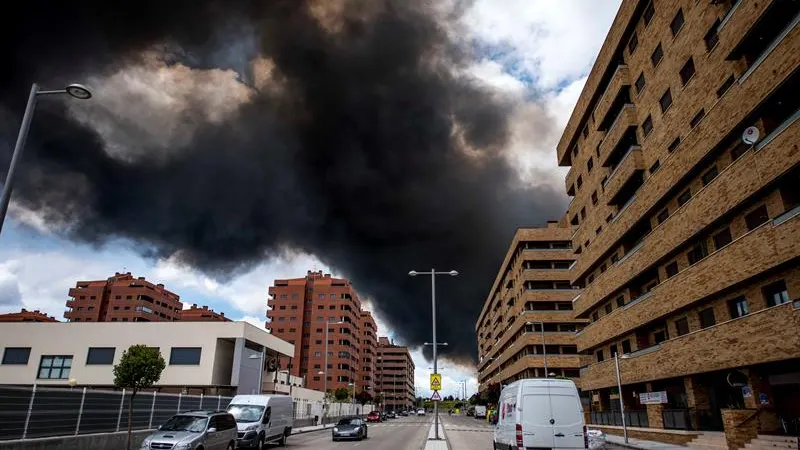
[[337, 418, 361, 426], [160, 415, 208, 432], [227, 405, 265, 423]]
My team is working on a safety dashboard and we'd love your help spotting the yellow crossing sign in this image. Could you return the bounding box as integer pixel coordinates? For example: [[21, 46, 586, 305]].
[[430, 373, 442, 391]]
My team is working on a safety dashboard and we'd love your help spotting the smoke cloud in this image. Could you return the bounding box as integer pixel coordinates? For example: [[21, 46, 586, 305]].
[[0, 0, 567, 362]]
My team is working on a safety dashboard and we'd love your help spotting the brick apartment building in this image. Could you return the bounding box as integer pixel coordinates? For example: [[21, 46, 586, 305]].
[[267, 271, 375, 395], [0, 309, 58, 322], [376, 336, 415, 411], [360, 311, 378, 394], [64, 272, 183, 322], [547, 0, 799, 439], [475, 223, 588, 391], [181, 304, 231, 322]]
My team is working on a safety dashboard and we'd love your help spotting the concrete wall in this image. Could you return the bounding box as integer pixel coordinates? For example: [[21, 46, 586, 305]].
[[0, 430, 153, 450]]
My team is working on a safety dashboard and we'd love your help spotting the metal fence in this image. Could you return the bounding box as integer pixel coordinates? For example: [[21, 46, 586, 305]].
[[590, 410, 649, 428], [0, 385, 374, 441], [662, 409, 692, 430]]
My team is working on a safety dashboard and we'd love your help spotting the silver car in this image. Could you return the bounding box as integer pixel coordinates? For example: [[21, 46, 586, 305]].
[[141, 411, 237, 450]]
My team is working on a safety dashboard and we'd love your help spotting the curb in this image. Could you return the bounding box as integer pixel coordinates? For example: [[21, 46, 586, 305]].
[[291, 424, 334, 435]]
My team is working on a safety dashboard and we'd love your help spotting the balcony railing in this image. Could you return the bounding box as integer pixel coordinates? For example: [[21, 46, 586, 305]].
[[590, 410, 648, 428]]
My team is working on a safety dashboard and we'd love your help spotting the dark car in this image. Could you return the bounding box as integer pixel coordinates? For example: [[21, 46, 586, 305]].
[[380, 412, 388, 421], [386, 411, 397, 419], [367, 411, 382, 423], [332, 417, 368, 441], [399, 410, 409, 416]]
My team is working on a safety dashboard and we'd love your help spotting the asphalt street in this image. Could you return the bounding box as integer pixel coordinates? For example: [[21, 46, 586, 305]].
[[279, 416, 433, 450], [441, 414, 494, 450]]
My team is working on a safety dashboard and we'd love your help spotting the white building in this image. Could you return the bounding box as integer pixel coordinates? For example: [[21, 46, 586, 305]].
[[0, 321, 294, 396]]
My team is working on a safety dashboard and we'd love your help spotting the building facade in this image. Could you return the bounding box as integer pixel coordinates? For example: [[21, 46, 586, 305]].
[[475, 223, 587, 391], [359, 311, 378, 394], [64, 272, 183, 323], [181, 304, 231, 322], [555, 0, 799, 436], [267, 271, 372, 395], [0, 309, 58, 322], [376, 336, 415, 411], [0, 321, 293, 395]]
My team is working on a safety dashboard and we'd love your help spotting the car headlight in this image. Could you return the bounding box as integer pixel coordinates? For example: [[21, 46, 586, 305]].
[[139, 437, 152, 448], [333, 427, 339, 432], [174, 443, 193, 450], [244, 424, 259, 431]]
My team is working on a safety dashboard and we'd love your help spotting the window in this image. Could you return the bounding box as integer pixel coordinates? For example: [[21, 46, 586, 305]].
[[611, 253, 619, 263], [86, 347, 115, 365], [680, 57, 695, 85], [651, 43, 664, 67], [596, 226, 603, 236], [728, 296, 750, 319], [290, 305, 298, 310], [587, 157, 594, 173], [628, 31, 639, 54], [314, 351, 321, 357], [654, 330, 667, 344], [38, 356, 72, 379], [291, 293, 299, 299], [657, 208, 669, 224], [278, 317, 285, 321], [665, 261, 679, 278], [650, 160, 660, 174], [609, 344, 618, 357], [577, 175, 583, 189], [690, 109, 706, 128], [635, 72, 646, 94], [596, 350, 604, 362], [677, 189, 692, 206], [713, 228, 733, 250], [592, 311, 599, 322], [621, 340, 631, 354], [642, 115, 653, 136], [731, 142, 749, 161], [279, 294, 287, 299], [687, 241, 708, 265], [643, 2, 655, 26], [702, 166, 718, 186], [582, 125, 589, 139], [668, 136, 681, 152], [604, 304, 612, 314], [763, 280, 790, 306], [330, 293, 337, 299], [699, 307, 716, 329], [580, 207, 586, 220], [616, 296, 625, 307], [278, 328, 285, 333], [659, 89, 673, 113], [717, 75, 735, 97], [591, 191, 598, 205], [704, 19, 720, 51], [675, 317, 690, 336], [599, 263, 607, 273], [2, 347, 31, 365], [279, 305, 286, 310], [670, 9, 685, 36], [169, 347, 202, 365], [745, 205, 769, 230]]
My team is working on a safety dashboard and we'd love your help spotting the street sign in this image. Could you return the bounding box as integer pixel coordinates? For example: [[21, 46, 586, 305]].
[[430, 373, 442, 391], [431, 391, 442, 402]]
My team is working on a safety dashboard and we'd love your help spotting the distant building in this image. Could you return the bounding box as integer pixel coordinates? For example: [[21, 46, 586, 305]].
[[376, 336, 415, 411], [64, 272, 183, 323], [0, 309, 58, 323], [180, 304, 231, 322], [359, 311, 378, 395], [267, 271, 375, 395]]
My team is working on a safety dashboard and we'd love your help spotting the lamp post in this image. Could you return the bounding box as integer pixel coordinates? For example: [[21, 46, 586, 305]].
[[321, 320, 345, 424], [248, 351, 265, 394], [0, 83, 92, 235], [526, 321, 548, 377], [614, 352, 629, 444]]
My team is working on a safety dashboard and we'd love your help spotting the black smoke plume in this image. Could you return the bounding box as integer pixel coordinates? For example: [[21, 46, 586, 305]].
[[0, 0, 567, 363]]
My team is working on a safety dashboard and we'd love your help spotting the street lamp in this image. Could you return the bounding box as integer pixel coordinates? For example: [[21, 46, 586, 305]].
[[248, 351, 265, 394], [410, 268, 458, 440], [0, 83, 92, 235], [322, 320, 345, 423], [526, 321, 549, 377], [614, 352, 630, 444]]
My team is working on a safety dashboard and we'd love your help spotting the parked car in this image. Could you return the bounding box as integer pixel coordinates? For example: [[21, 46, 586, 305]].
[[416, 409, 426, 416], [399, 410, 409, 416], [493, 379, 586, 450], [332, 417, 368, 441], [367, 411, 382, 422], [380, 411, 388, 421], [226, 394, 293, 448], [141, 410, 237, 450], [386, 411, 397, 419]]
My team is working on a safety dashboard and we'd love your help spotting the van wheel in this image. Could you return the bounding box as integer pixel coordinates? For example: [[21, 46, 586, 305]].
[[278, 428, 288, 446], [226, 443, 234, 450], [257, 434, 265, 450]]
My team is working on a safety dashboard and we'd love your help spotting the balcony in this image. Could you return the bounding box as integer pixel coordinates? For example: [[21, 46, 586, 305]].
[[573, 116, 800, 317], [523, 289, 579, 303], [579, 302, 800, 390], [597, 105, 637, 166], [522, 269, 572, 282], [576, 211, 800, 350], [521, 248, 575, 261], [494, 354, 584, 383], [604, 146, 645, 206], [594, 65, 631, 130]]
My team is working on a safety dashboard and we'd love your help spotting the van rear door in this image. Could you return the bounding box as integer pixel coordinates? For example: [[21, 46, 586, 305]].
[[549, 385, 584, 449], [521, 387, 555, 449]]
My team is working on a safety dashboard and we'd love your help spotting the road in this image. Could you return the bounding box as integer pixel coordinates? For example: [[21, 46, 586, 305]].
[[281, 415, 433, 450]]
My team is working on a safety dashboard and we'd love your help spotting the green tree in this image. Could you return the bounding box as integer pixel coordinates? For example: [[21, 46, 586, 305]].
[[374, 393, 383, 406], [355, 390, 373, 405], [333, 387, 350, 401], [113, 345, 166, 450]]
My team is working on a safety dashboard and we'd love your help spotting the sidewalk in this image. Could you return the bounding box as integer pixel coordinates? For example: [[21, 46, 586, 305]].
[[291, 423, 335, 435], [606, 434, 688, 450]]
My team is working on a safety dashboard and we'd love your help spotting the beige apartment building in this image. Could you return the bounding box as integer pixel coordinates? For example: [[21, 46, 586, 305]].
[[475, 223, 588, 392], [376, 337, 415, 411], [553, 0, 799, 441]]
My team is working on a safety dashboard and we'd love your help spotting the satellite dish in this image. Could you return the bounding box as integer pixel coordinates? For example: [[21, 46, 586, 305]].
[[742, 126, 760, 145], [267, 358, 278, 371], [727, 370, 748, 387]]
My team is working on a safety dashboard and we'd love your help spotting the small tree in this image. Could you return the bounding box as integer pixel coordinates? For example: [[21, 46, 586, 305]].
[[355, 390, 373, 406], [113, 345, 166, 450], [374, 393, 383, 406], [333, 387, 350, 401]]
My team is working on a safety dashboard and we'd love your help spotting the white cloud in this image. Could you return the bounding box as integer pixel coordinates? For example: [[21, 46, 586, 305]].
[[410, 348, 479, 400], [237, 315, 267, 329]]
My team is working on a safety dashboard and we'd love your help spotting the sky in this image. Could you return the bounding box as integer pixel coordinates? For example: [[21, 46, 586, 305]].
[[0, 0, 621, 399]]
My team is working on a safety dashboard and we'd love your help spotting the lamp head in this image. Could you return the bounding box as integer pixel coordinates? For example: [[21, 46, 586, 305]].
[[408, 270, 418, 277], [448, 270, 459, 277], [65, 84, 92, 99]]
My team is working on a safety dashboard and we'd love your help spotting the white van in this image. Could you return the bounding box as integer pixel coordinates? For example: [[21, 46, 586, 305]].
[[493, 379, 587, 450], [227, 394, 294, 448]]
